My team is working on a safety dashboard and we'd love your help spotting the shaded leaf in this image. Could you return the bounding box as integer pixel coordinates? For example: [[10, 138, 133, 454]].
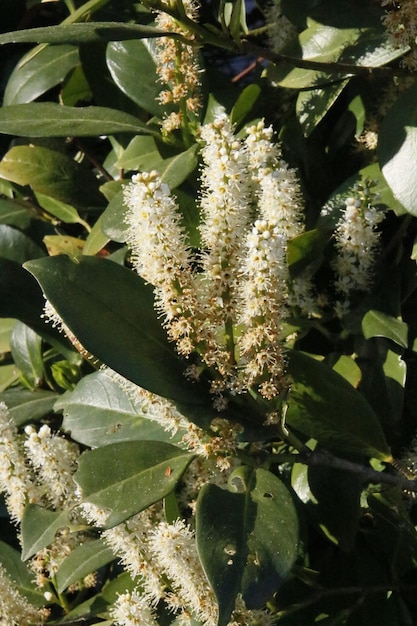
[[196, 468, 298, 625], [286, 350, 391, 460], [10, 322, 44, 388], [0, 224, 44, 264], [74, 440, 194, 527], [0, 145, 103, 207]]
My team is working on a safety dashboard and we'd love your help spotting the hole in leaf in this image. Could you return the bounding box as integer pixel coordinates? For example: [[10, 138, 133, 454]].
[[263, 492, 273, 498]]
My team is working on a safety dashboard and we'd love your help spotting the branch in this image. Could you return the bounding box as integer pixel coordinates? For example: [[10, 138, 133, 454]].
[[299, 448, 417, 492], [240, 39, 412, 78]]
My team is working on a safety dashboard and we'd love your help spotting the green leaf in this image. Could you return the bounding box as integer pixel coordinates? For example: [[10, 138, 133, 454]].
[[74, 440, 194, 527], [331, 355, 362, 388], [21, 504, 71, 561], [296, 80, 348, 137], [56, 539, 114, 593], [83, 214, 109, 256], [0, 103, 158, 137], [268, 13, 406, 89], [230, 84, 261, 128], [0, 145, 103, 207], [0, 318, 15, 352], [0, 541, 45, 606], [0, 198, 31, 229], [0, 258, 48, 333], [100, 189, 128, 243], [286, 350, 391, 460], [24, 255, 216, 426], [0, 224, 44, 264], [378, 82, 417, 216], [0, 23, 175, 46], [0, 363, 19, 392], [4, 45, 79, 105], [362, 310, 408, 348], [0, 387, 59, 426], [59, 370, 177, 447], [287, 228, 329, 276], [35, 192, 85, 225], [196, 468, 298, 625], [106, 40, 163, 117], [10, 322, 44, 388], [307, 462, 362, 551], [116, 137, 199, 188]]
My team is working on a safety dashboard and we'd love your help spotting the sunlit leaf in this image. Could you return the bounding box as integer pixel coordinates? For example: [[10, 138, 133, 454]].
[[4, 45, 79, 105], [56, 539, 114, 593], [75, 440, 194, 527], [379, 82, 417, 216], [21, 505, 71, 561], [59, 370, 176, 447], [0, 103, 158, 137], [362, 310, 408, 348]]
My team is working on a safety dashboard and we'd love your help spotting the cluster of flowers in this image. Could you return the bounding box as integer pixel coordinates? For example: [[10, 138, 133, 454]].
[[0, 400, 274, 626], [154, 0, 202, 134], [381, 0, 417, 70], [124, 115, 309, 403]]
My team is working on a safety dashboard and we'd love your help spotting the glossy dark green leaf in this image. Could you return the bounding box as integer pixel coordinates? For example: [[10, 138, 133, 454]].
[[0, 258, 47, 332], [106, 40, 163, 116], [21, 504, 71, 561], [74, 440, 194, 527], [0, 224, 44, 264], [362, 310, 408, 348], [379, 82, 417, 216], [196, 468, 298, 625], [0, 387, 59, 426], [286, 350, 391, 460], [56, 539, 114, 593], [0, 145, 103, 207], [24, 255, 216, 426], [0, 541, 45, 606], [308, 462, 362, 551], [0, 23, 175, 46], [10, 322, 44, 388], [0, 103, 157, 137], [4, 45, 79, 105], [59, 370, 177, 447]]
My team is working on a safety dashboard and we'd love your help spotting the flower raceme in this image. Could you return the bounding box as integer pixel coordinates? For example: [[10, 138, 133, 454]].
[[124, 116, 305, 402]]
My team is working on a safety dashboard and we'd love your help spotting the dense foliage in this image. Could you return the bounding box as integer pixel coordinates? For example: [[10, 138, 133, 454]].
[[1, 0, 417, 624]]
